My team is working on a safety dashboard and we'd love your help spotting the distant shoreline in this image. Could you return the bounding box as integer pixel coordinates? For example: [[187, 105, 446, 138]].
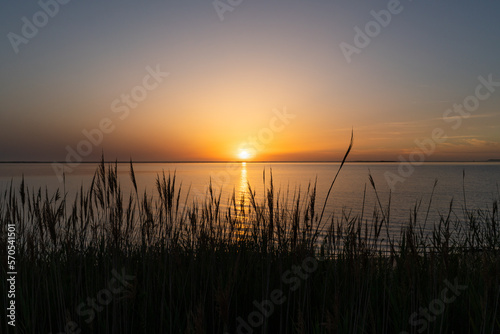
[[0, 160, 499, 164]]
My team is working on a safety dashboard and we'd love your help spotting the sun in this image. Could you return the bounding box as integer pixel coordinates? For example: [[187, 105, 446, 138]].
[[238, 149, 251, 161]]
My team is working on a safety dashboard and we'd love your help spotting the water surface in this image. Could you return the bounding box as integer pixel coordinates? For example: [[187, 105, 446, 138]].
[[1, 162, 499, 231]]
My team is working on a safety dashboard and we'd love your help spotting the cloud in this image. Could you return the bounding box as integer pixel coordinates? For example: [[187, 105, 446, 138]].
[[442, 137, 500, 149]]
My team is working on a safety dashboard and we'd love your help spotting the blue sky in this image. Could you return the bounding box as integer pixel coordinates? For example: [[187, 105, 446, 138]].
[[1, 0, 499, 161]]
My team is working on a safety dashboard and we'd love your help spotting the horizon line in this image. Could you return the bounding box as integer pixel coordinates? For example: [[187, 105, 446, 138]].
[[0, 160, 499, 164]]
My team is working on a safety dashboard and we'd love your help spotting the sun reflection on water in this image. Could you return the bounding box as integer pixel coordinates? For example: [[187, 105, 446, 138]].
[[234, 162, 250, 238]]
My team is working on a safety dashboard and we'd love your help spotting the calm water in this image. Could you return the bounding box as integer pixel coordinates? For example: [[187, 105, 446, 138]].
[[1, 162, 499, 231]]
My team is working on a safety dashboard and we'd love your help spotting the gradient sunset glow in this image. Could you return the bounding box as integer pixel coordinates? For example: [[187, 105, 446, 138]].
[[1, 1, 499, 162]]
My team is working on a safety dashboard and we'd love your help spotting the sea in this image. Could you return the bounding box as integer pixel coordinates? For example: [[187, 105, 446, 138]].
[[1, 162, 499, 236]]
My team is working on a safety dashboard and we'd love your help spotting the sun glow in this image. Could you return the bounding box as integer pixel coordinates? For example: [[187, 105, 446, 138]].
[[238, 149, 251, 161]]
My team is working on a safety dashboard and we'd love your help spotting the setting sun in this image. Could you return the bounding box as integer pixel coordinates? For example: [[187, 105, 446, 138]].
[[238, 149, 251, 160]]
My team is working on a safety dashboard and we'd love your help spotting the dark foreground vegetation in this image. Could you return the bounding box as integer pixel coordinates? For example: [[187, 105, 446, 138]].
[[1, 148, 500, 333]]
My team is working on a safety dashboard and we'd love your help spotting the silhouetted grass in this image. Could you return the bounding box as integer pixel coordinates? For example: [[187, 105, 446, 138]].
[[1, 137, 500, 333]]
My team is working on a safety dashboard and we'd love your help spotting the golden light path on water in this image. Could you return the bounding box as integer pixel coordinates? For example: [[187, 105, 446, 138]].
[[235, 162, 249, 237], [239, 162, 248, 198]]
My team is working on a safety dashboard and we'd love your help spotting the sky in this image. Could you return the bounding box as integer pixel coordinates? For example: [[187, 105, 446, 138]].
[[1, 0, 500, 162]]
